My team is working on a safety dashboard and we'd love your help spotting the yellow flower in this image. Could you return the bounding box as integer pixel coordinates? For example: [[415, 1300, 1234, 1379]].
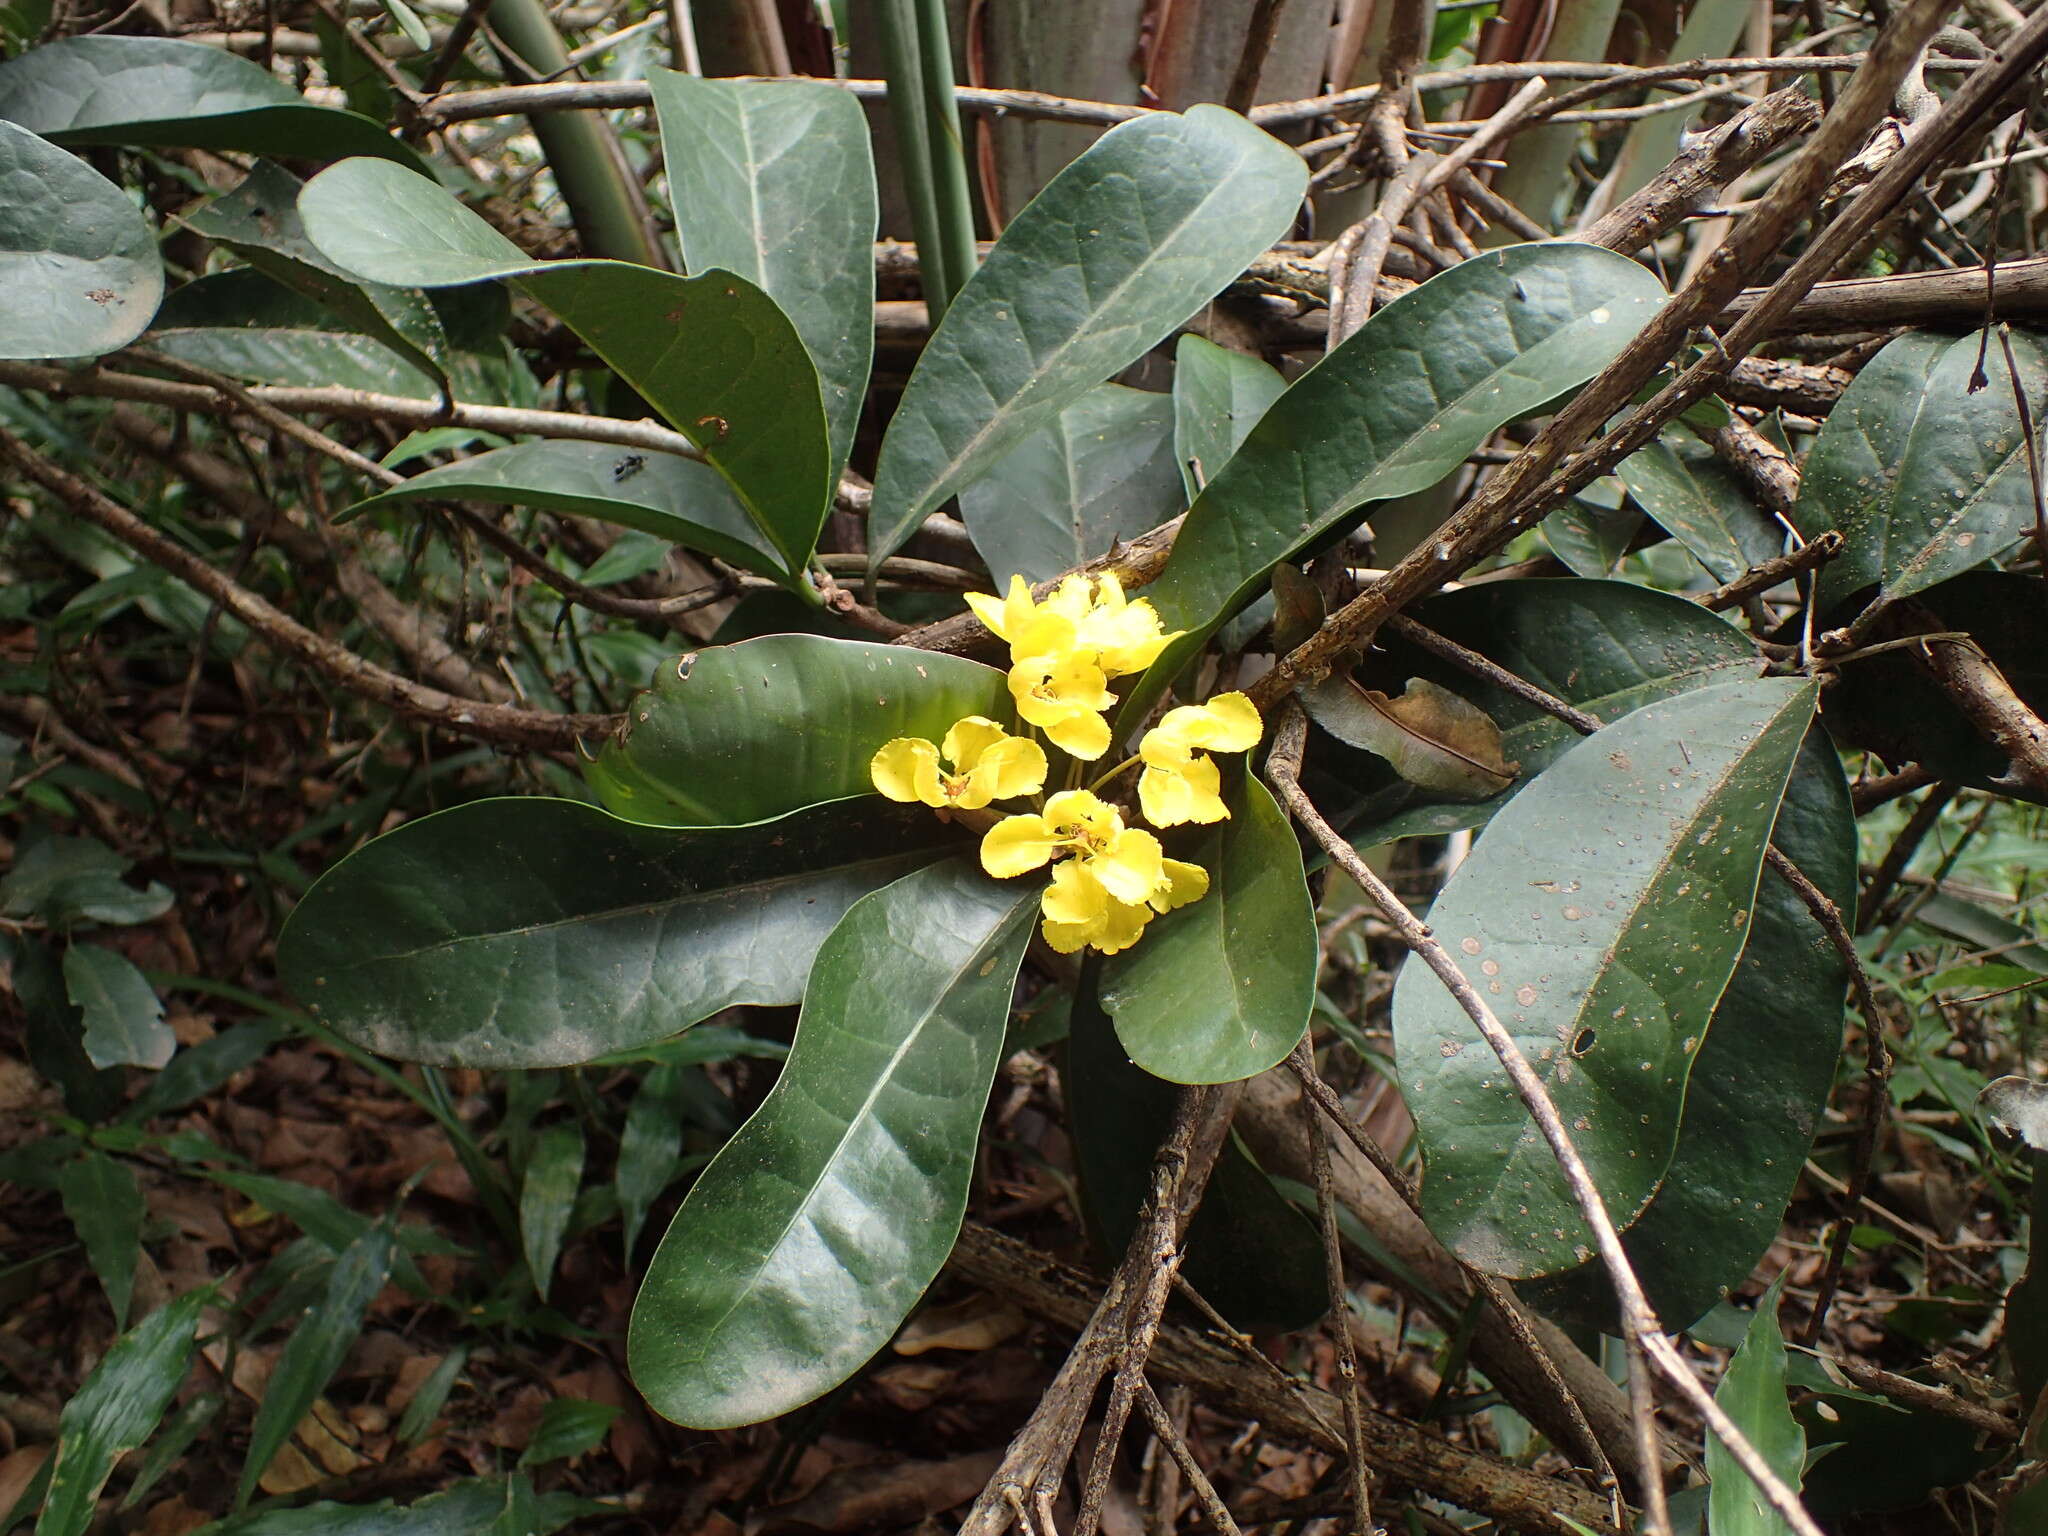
[[1138, 692, 1264, 827], [965, 573, 1179, 679], [1070, 573, 1179, 679], [1037, 852, 1211, 955], [980, 789, 1210, 954], [871, 717, 1047, 810], [1009, 651, 1116, 760]]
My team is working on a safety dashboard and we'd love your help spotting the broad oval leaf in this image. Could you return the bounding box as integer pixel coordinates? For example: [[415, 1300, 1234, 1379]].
[[867, 105, 1306, 563], [1798, 327, 2048, 610], [0, 119, 161, 359], [649, 72, 876, 476], [0, 37, 428, 170], [276, 797, 963, 1068], [1392, 676, 1817, 1277], [340, 440, 788, 582], [1128, 244, 1666, 721], [1524, 726, 1854, 1330], [589, 633, 1011, 827], [1320, 578, 1765, 846], [629, 859, 1034, 1428], [1102, 774, 1316, 1084], [958, 383, 1185, 585], [64, 943, 173, 1070], [1617, 428, 1783, 583], [300, 158, 831, 576], [1172, 333, 1286, 501]]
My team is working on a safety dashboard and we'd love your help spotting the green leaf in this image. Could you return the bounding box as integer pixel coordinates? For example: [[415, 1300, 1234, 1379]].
[[629, 859, 1034, 1429], [395, 1346, 466, 1447], [520, 1123, 584, 1303], [1617, 429, 1783, 583], [649, 72, 875, 475], [617, 1064, 689, 1263], [186, 161, 450, 390], [1068, 962, 1326, 1330], [1393, 677, 1817, 1277], [150, 326, 439, 398], [1322, 579, 1764, 847], [13, 935, 125, 1123], [118, 1392, 222, 1512], [1, 827, 173, 928], [63, 944, 173, 1071], [1101, 774, 1316, 1084], [239, 1222, 395, 1508], [381, 0, 433, 53], [340, 439, 788, 584], [299, 158, 832, 577], [1542, 489, 1642, 578], [1525, 727, 1854, 1331], [59, 1151, 144, 1329], [1172, 333, 1286, 501], [36, 1285, 209, 1536], [588, 633, 1011, 827], [1798, 327, 2048, 610], [1707, 1282, 1807, 1536], [517, 1398, 620, 1467], [867, 105, 1307, 564], [1130, 244, 1666, 719], [0, 119, 161, 360], [0, 37, 429, 170], [277, 797, 961, 1068], [957, 383, 1184, 584], [198, 1474, 597, 1536]]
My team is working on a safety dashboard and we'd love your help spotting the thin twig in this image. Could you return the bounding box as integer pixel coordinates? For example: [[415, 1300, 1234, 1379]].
[[1136, 1382, 1245, 1536]]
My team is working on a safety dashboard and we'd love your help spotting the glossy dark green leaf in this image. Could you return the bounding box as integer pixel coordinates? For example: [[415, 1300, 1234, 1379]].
[[1101, 775, 1316, 1084], [186, 161, 450, 389], [1542, 490, 1641, 578], [868, 106, 1307, 563], [59, 1151, 144, 1329], [0, 37, 428, 170], [299, 158, 831, 576], [518, 1398, 620, 1467], [14, 935, 124, 1123], [519, 1123, 584, 1303], [278, 796, 962, 1069], [649, 72, 875, 475], [629, 859, 1034, 1428], [1617, 428, 1782, 583], [1171, 333, 1285, 500], [1068, 962, 1325, 1330], [1130, 244, 1667, 717], [37, 1285, 209, 1536], [957, 383, 1184, 584], [1393, 678, 1816, 1278], [588, 633, 1011, 826], [64, 943, 173, 1070], [1321, 579, 1764, 847], [1798, 328, 2048, 610], [1707, 1283, 1806, 1536], [617, 1064, 689, 1263], [239, 1221, 395, 1508], [0, 119, 161, 359], [1525, 727, 1854, 1330], [340, 439, 789, 583], [1, 827, 172, 928]]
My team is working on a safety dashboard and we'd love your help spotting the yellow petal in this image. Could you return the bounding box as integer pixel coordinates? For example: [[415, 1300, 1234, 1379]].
[[1155, 693, 1263, 753], [1081, 596, 1179, 678], [965, 735, 1048, 803], [1042, 708, 1112, 761], [871, 737, 945, 806], [981, 814, 1062, 878], [1138, 756, 1226, 827], [1091, 827, 1165, 906], [1091, 897, 1154, 954], [1153, 858, 1209, 912], [1043, 789, 1123, 844], [964, 588, 1010, 641], [1041, 915, 1098, 954], [1041, 858, 1109, 925], [942, 715, 1008, 773]]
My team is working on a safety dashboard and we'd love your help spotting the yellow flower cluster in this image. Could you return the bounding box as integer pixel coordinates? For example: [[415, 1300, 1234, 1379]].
[[871, 573, 1262, 955]]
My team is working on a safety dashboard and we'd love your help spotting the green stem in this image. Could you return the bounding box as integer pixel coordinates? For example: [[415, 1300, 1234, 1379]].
[[1486, 0, 1626, 232], [1087, 754, 1143, 795], [487, 0, 666, 269], [872, 0, 977, 320]]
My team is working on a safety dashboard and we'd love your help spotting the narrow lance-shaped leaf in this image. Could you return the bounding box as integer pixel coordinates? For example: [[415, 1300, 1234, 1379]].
[[299, 158, 831, 581], [617, 1065, 690, 1263], [340, 440, 790, 587], [277, 798, 965, 1069], [0, 37, 430, 170], [520, 1124, 585, 1303], [629, 860, 1035, 1429], [0, 119, 162, 360], [36, 1286, 211, 1536], [1797, 327, 2048, 611], [1707, 1281, 1808, 1536], [649, 72, 876, 476], [1127, 244, 1667, 726], [868, 105, 1307, 565], [589, 634, 1012, 827], [957, 383, 1185, 585], [59, 1152, 145, 1329], [1102, 774, 1317, 1085], [1392, 677, 1817, 1278]]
